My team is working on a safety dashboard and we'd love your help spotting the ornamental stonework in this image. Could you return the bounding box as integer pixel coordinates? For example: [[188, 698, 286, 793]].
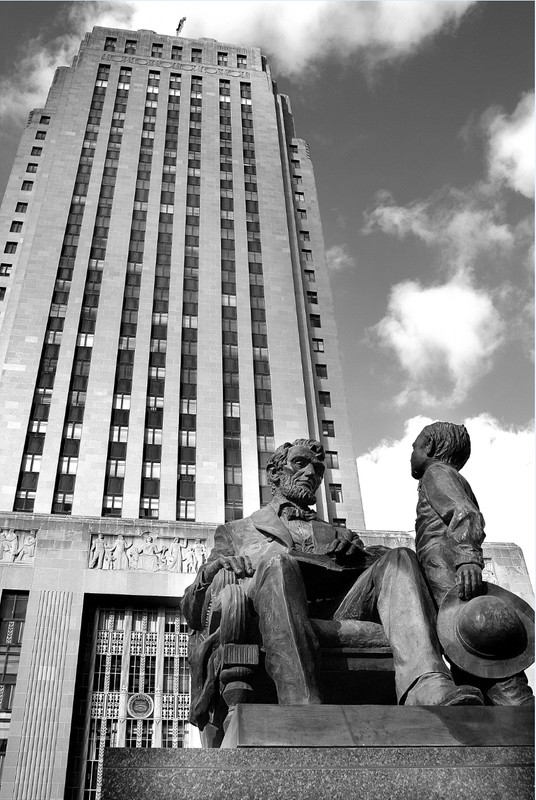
[[88, 531, 208, 573]]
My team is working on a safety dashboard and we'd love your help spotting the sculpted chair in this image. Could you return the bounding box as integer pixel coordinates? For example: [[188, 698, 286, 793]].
[[188, 568, 395, 748]]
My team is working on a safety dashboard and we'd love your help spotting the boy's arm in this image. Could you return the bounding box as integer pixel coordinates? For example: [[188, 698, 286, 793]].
[[422, 463, 485, 570]]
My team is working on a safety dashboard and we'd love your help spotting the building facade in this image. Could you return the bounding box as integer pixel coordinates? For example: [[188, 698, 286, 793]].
[[0, 26, 532, 800], [0, 25, 366, 799]]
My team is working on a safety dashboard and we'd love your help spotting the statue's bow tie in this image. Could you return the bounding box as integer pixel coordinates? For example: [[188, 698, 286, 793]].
[[282, 506, 317, 521]]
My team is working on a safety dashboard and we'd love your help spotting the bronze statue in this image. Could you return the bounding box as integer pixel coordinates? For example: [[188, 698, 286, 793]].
[[183, 438, 484, 739], [411, 421, 534, 705]]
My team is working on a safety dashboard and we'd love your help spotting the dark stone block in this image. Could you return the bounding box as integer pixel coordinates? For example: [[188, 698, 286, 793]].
[[102, 706, 534, 800]]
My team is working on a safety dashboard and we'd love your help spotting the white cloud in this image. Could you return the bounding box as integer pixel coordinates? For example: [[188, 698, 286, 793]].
[[0, 0, 477, 128], [372, 277, 504, 406], [363, 187, 515, 273], [326, 244, 355, 273], [485, 92, 535, 199], [357, 414, 535, 583], [0, 2, 133, 124]]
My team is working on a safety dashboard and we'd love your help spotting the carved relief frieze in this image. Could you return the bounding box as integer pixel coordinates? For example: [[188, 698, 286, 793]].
[[88, 531, 208, 573], [0, 529, 37, 564]]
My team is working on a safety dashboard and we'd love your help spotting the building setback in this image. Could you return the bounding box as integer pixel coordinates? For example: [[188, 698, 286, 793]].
[[0, 26, 533, 800]]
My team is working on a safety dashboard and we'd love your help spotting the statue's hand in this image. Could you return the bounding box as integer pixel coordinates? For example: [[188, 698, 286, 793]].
[[202, 555, 255, 583], [456, 563, 483, 601], [326, 529, 365, 561]]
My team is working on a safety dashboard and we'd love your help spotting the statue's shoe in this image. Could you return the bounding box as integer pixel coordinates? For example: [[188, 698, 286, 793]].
[[405, 672, 484, 706]]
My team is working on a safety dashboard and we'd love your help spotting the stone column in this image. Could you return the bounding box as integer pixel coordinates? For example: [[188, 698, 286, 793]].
[[3, 590, 81, 800]]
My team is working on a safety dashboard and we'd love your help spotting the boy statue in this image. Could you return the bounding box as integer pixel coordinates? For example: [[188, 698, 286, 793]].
[[411, 421, 534, 705]]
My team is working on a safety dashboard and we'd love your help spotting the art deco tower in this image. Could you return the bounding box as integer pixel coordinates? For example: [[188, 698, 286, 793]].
[[0, 26, 365, 531]]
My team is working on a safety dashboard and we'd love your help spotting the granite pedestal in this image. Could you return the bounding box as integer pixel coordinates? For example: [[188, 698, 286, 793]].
[[102, 705, 534, 800]]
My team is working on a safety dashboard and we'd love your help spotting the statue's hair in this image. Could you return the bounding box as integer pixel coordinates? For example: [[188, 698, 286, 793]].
[[418, 422, 471, 470], [266, 438, 325, 486]]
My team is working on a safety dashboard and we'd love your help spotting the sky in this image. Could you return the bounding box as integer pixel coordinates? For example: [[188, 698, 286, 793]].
[[0, 1, 534, 577]]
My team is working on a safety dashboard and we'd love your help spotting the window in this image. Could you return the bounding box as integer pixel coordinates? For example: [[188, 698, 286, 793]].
[[237, 54, 247, 68], [9, 222, 22, 233], [171, 45, 182, 61], [64, 406, 83, 429], [329, 484, 343, 503], [30, 147, 42, 156], [124, 39, 137, 54], [191, 48, 202, 63], [15, 202, 28, 213], [315, 364, 328, 378], [312, 338, 324, 352], [13, 490, 35, 511], [325, 451, 339, 469], [102, 495, 122, 515], [26, 163, 38, 173], [0, 288, 7, 301], [107, 460, 125, 478], [304, 269, 315, 283], [0, 264, 12, 276], [52, 492, 73, 514], [143, 462, 161, 479], [35, 131, 46, 140], [151, 43, 163, 57], [224, 401, 240, 417], [294, 192, 304, 203], [113, 394, 131, 410], [4, 243, 17, 254], [302, 249, 313, 262], [309, 314, 321, 328], [21, 181, 33, 191], [22, 454, 41, 472], [307, 291, 318, 305], [319, 391, 331, 407], [140, 497, 159, 518], [0, 592, 28, 712], [110, 426, 128, 443], [332, 518, 347, 528], [104, 37, 116, 51], [177, 499, 195, 520], [179, 430, 196, 447], [145, 428, 162, 445], [218, 52, 228, 65], [59, 457, 78, 475], [322, 420, 335, 437], [39, 115, 50, 125]]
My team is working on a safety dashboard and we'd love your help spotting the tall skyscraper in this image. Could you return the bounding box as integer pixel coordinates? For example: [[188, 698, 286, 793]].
[[0, 26, 365, 799], [0, 26, 365, 530]]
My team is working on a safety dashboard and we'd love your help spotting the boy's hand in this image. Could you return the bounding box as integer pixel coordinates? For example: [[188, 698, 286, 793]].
[[456, 563, 483, 601]]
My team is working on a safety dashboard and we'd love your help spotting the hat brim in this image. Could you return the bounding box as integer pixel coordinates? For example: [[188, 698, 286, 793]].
[[437, 582, 535, 679]]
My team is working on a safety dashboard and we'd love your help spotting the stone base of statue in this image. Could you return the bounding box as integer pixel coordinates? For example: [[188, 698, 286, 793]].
[[102, 704, 534, 800]]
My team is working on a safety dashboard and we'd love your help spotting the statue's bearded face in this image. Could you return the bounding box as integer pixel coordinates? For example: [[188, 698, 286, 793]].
[[273, 445, 324, 507]]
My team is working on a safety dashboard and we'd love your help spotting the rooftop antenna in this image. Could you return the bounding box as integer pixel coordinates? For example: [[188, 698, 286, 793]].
[[176, 17, 186, 37]]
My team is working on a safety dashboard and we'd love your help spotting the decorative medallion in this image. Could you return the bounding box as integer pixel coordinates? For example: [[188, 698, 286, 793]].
[[127, 693, 154, 719]]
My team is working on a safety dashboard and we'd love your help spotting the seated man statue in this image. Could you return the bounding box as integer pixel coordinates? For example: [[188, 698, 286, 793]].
[[183, 438, 484, 735], [410, 421, 534, 705]]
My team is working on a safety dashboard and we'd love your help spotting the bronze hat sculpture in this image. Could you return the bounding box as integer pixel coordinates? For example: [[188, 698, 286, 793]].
[[437, 582, 535, 679]]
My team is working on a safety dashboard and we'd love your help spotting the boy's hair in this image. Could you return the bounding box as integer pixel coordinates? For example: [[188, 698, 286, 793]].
[[419, 422, 471, 470]]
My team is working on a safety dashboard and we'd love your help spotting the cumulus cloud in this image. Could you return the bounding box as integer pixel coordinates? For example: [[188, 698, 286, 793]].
[[364, 187, 515, 274], [357, 414, 535, 582], [485, 92, 535, 199], [372, 277, 505, 406], [0, 0, 476, 129], [0, 2, 133, 124], [326, 244, 356, 273]]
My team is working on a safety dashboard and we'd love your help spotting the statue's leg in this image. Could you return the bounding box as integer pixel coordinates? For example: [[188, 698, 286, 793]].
[[247, 552, 323, 704], [333, 547, 453, 702]]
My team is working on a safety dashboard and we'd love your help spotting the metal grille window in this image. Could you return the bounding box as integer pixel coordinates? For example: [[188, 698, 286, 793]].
[[0, 592, 28, 713], [82, 607, 190, 799]]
